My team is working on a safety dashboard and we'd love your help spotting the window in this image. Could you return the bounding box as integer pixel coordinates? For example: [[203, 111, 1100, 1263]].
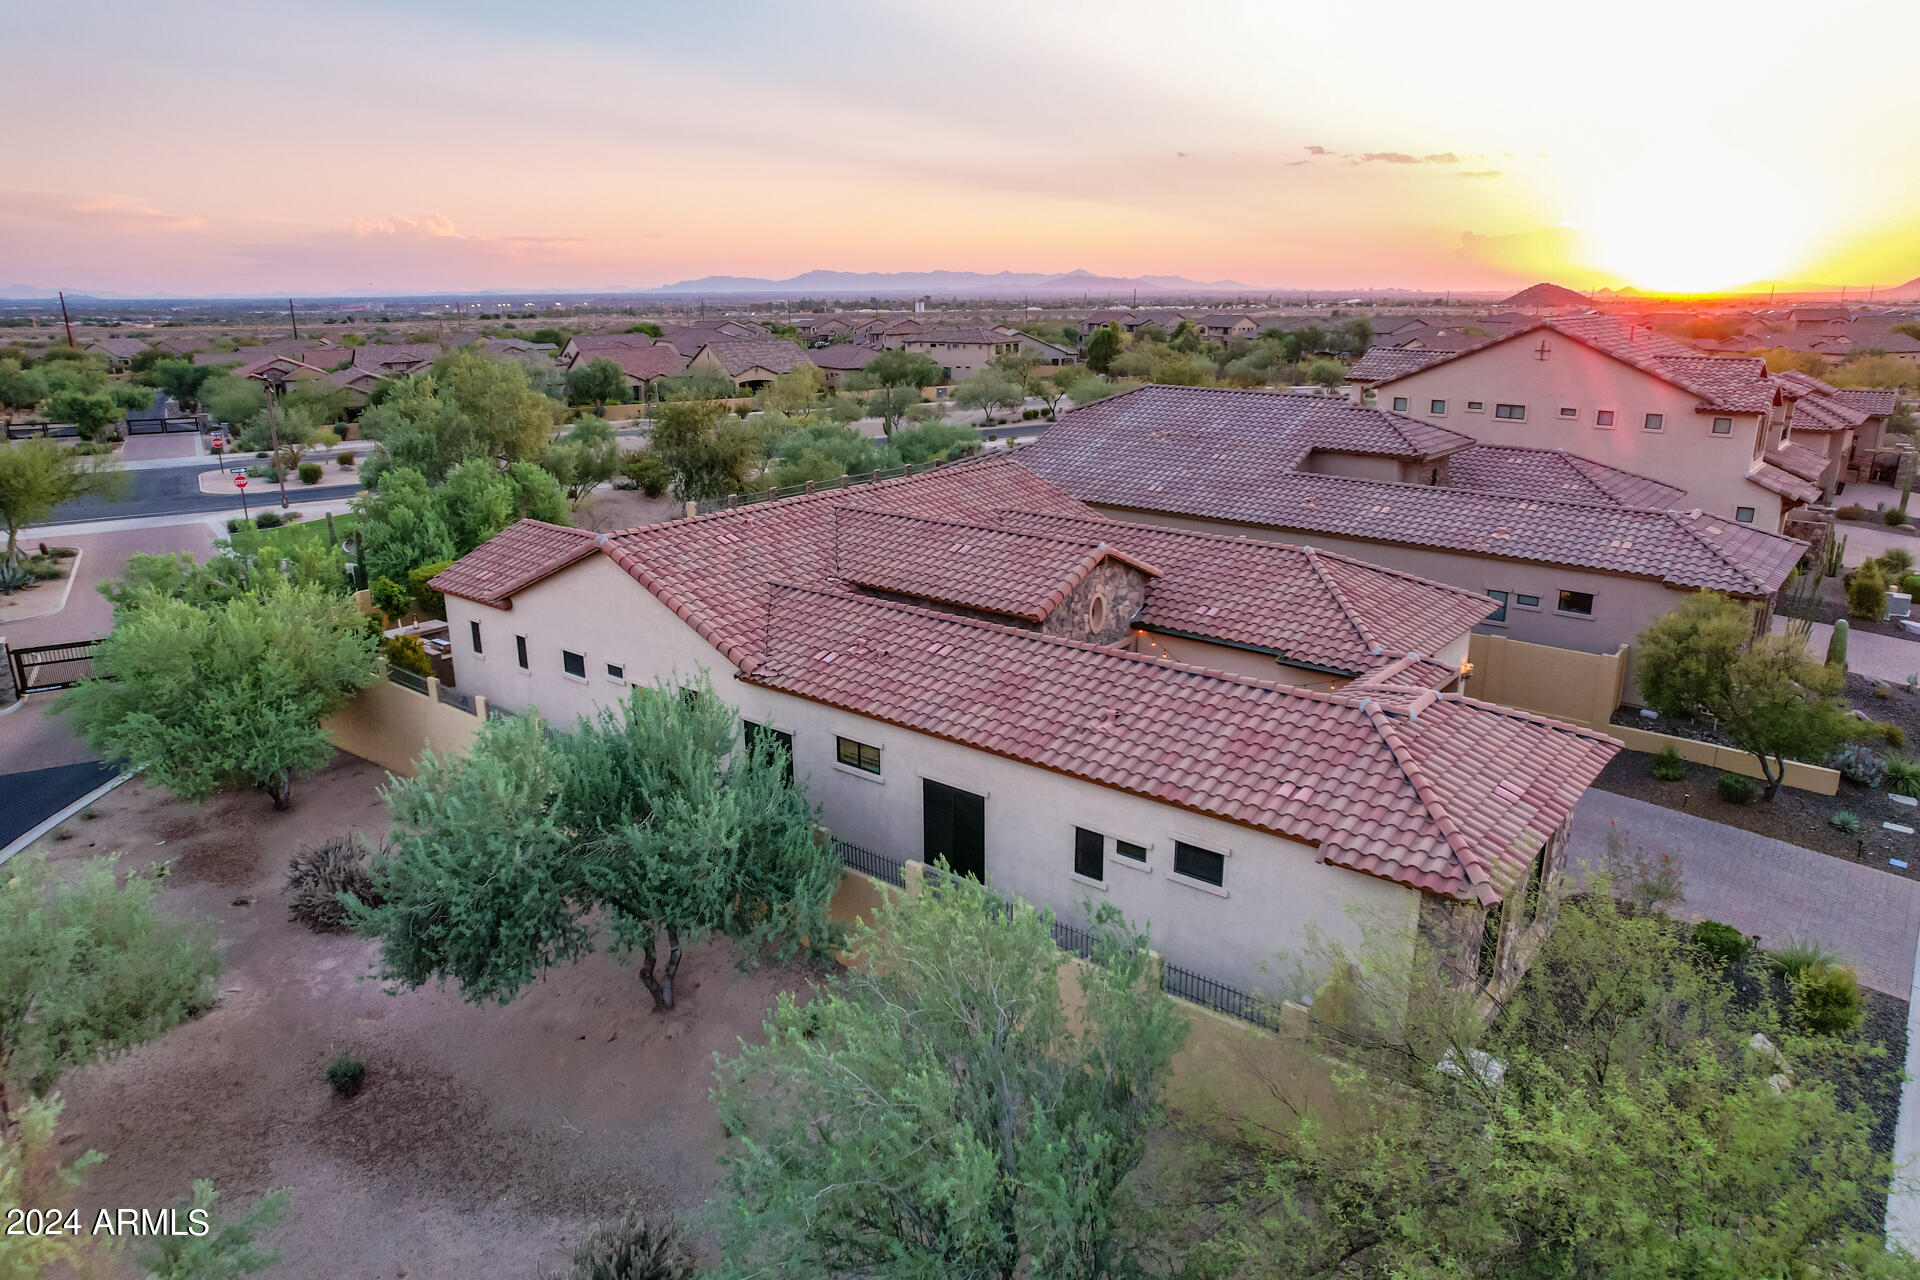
[[1486, 589, 1509, 624], [1515, 593, 1541, 609], [1115, 839, 1147, 864], [562, 650, 586, 679], [1595, 409, 1615, 427], [1477, 902, 1504, 989], [1712, 417, 1733, 434], [1173, 841, 1225, 887], [1735, 506, 1755, 523], [1089, 594, 1107, 630], [1494, 403, 1525, 420], [470, 620, 482, 654], [1392, 396, 1409, 412], [1074, 827, 1105, 882], [1558, 406, 1577, 419], [836, 735, 881, 774], [743, 720, 795, 786], [1466, 400, 1485, 412], [1643, 413, 1664, 432], [1429, 399, 1447, 415], [1557, 590, 1595, 616], [515, 635, 528, 670], [606, 663, 625, 681]]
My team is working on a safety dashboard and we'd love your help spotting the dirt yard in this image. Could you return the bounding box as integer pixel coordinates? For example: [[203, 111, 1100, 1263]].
[[24, 754, 813, 1278]]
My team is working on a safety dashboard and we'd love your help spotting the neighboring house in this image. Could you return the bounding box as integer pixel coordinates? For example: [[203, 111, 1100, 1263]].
[[147, 334, 205, 357], [596, 343, 689, 399], [558, 333, 657, 368], [686, 339, 812, 389], [655, 321, 776, 357], [1017, 384, 1805, 684], [1348, 314, 1799, 530], [807, 342, 887, 389], [322, 364, 390, 412], [351, 343, 446, 377], [1789, 308, 1851, 331], [893, 327, 1021, 380], [1773, 371, 1902, 488], [1009, 331, 1080, 365], [82, 337, 150, 369], [193, 338, 341, 369], [432, 455, 1619, 998], [1196, 314, 1261, 341], [1078, 309, 1142, 335]]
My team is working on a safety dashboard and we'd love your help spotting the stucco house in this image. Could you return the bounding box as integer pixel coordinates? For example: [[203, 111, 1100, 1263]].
[[889, 327, 1021, 380], [1017, 384, 1806, 690], [686, 339, 813, 390], [806, 342, 887, 389], [1348, 315, 1807, 530], [430, 456, 1618, 1000], [595, 343, 689, 399], [82, 337, 150, 369]]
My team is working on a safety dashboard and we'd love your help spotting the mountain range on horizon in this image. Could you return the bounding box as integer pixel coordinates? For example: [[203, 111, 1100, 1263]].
[[641, 267, 1266, 296]]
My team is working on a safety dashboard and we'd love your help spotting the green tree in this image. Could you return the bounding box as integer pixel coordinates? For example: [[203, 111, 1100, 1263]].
[[622, 322, 664, 338], [142, 357, 215, 410], [435, 457, 517, 556], [352, 466, 457, 585], [766, 422, 895, 486], [1084, 323, 1122, 374], [0, 1097, 102, 1277], [1185, 888, 1916, 1279], [755, 363, 826, 419], [1760, 348, 1831, 377], [1634, 590, 1755, 720], [198, 371, 268, 427], [712, 872, 1185, 1278], [859, 384, 919, 436], [542, 417, 623, 505], [432, 348, 562, 461], [846, 348, 943, 395], [61, 582, 380, 809], [0, 437, 122, 563], [1832, 353, 1919, 392], [649, 399, 760, 501], [890, 420, 981, 466], [1717, 634, 1858, 800], [1148, 348, 1217, 386], [952, 369, 1026, 423], [1305, 357, 1347, 388], [353, 680, 838, 1012], [137, 1182, 291, 1280], [46, 388, 122, 439], [506, 459, 571, 524], [0, 857, 220, 1124], [0, 358, 49, 412], [565, 356, 630, 410]]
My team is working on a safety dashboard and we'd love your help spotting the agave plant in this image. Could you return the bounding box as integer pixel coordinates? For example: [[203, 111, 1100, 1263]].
[[0, 561, 33, 594]]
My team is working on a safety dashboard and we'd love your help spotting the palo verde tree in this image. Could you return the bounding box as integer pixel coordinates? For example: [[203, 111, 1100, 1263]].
[[847, 349, 943, 436], [0, 436, 123, 564], [1718, 633, 1858, 800], [564, 356, 631, 411], [711, 873, 1186, 1279], [0, 857, 220, 1128], [352, 678, 840, 1012], [62, 580, 379, 809], [1634, 589, 1756, 720], [1084, 322, 1122, 374]]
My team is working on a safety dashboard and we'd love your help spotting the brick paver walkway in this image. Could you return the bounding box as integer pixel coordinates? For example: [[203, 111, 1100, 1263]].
[[1569, 790, 1920, 995]]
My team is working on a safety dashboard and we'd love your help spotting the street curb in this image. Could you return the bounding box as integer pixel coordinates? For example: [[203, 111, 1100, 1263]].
[[0, 546, 84, 625], [0, 769, 135, 865]]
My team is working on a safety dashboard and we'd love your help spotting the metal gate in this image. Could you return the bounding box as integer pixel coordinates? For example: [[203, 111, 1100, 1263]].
[[7, 639, 103, 695]]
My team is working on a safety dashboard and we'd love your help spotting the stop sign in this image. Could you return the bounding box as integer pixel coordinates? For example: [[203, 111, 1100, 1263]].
[[210, 434, 225, 449], [233, 475, 247, 489]]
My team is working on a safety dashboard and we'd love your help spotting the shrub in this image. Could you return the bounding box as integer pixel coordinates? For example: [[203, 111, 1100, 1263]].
[[369, 576, 411, 623], [622, 449, 671, 498], [254, 510, 283, 529], [407, 560, 453, 618], [1849, 561, 1887, 619], [225, 517, 253, 534], [1887, 754, 1920, 798], [1875, 684, 1894, 699], [542, 1208, 696, 1280], [1022, 408, 1039, 420], [1827, 740, 1887, 787], [1887, 509, 1908, 527], [1650, 745, 1686, 781], [338, 450, 356, 466], [1875, 720, 1905, 748], [298, 462, 322, 484], [1794, 964, 1865, 1035], [1904, 574, 1920, 597], [1715, 772, 1757, 804], [284, 834, 385, 931], [1830, 809, 1861, 833], [326, 1054, 366, 1097], [382, 633, 434, 677], [1690, 919, 1752, 966], [0, 562, 33, 594], [22, 556, 61, 580], [1882, 547, 1915, 575], [1837, 503, 1868, 520], [1771, 937, 1839, 978]]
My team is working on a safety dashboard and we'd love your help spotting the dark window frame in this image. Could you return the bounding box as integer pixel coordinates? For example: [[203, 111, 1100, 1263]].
[[1557, 589, 1595, 616], [1114, 839, 1148, 864], [1486, 589, 1509, 624], [1595, 409, 1615, 427], [1172, 840, 1225, 887], [606, 662, 625, 680], [1392, 396, 1409, 412], [1494, 403, 1526, 420], [1515, 592, 1541, 609], [562, 649, 586, 679], [1735, 506, 1755, 524], [470, 620, 482, 654], [1430, 399, 1447, 415], [836, 735, 881, 774], [1643, 412, 1665, 432], [1558, 406, 1577, 418], [1073, 827, 1105, 882], [1712, 416, 1734, 435], [515, 635, 528, 670]]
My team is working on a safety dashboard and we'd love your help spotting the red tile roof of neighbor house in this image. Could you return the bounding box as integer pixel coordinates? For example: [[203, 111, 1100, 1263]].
[[806, 343, 886, 371], [1772, 368, 1844, 398], [598, 343, 688, 381], [694, 340, 812, 377], [741, 583, 1619, 904], [429, 520, 602, 609], [1788, 392, 1870, 433], [1349, 653, 1463, 692], [1023, 385, 1806, 594], [994, 510, 1496, 674], [1765, 441, 1830, 484], [1350, 314, 1781, 415], [1445, 445, 1686, 509], [831, 507, 1162, 623], [902, 327, 1011, 345], [1835, 388, 1900, 417], [1746, 463, 1822, 505]]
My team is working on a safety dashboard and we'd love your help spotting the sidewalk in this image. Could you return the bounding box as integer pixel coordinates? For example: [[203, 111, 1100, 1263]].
[[1772, 615, 1920, 685]]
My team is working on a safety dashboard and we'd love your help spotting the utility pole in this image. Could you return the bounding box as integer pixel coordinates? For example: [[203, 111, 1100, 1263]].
[[288, 298, 300, 338], [265, 377, 290, 509], [58, 291, 75, 348]]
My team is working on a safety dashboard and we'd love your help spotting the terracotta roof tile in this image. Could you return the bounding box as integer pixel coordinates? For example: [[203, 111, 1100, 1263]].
[[695, 340, 812, 377], [1764, 441, 1830, 484], [428, 520, 601, 609], [1834, 388, 1899, 417], [1447, 444, 1685, 509]]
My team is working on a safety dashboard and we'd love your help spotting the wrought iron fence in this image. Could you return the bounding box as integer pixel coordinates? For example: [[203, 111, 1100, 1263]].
[[8, 639, 103, 695], [1160, 961, 1285, 1031], [835, 839, 905, 888]]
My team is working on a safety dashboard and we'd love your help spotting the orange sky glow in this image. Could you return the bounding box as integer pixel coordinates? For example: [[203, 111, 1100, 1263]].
[[7, 0, 1920, 298]]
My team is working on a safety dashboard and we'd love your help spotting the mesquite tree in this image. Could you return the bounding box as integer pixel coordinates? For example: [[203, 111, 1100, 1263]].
[[353, 679, 837, 1012]]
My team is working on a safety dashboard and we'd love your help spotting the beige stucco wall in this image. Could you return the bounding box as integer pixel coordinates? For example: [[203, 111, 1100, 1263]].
[[323, 677, 485, 779], [1367, 336, 1782, 528], [445, 554, 1423, 993], [1300, 450, 1404, 482]]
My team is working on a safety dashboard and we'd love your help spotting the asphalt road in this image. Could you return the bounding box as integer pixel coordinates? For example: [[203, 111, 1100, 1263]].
[[45, 461, 363, 526], [0, 760, 117, 851]]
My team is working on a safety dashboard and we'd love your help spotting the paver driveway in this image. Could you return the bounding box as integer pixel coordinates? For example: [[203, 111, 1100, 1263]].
[[1568, 790, 1920, 996]]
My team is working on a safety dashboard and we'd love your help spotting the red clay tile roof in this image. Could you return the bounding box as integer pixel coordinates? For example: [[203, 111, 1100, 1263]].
[[806, 344, 886, 371], [428, 520, 602, 609], [832, 507, 1161, 623], [597, 344, 688, 382], [1788, 393, 1869, 433], [1746, 464, 1821, 504], [1834, 388, 1899, 417], [995, 510, 1495, 675], [1447, 445, 1685, 509], [741, 583, 1618, 903], [1765, 441, 1830, 484], [1347, 347, 1457, 381], [694, 340, 811, 377], [1349, 653, 1463, 691], [901, 326, 1013, 345]]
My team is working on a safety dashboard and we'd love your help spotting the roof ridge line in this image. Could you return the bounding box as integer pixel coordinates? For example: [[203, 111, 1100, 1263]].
[[1359, 699, 1498, 906], [1302, 546, 1381, 653], [1665, 509, 1775, 594]]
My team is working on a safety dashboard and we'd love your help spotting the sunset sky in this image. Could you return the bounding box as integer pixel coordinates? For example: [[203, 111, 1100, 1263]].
[[8, 0, 1920, 297]]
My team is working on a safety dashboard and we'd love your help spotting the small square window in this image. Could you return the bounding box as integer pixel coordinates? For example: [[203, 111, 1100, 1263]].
[[1494, 403, 1526, 420], [606, 663, 625, 680], [1712, 417, 1733, 434], [1515, 593, 1541, 609], [1486, 589, 1509, 624], [562, 650, 586, 679], [1173, 841, 1225, 887], [1115, 839, 1147, 863], [1735, 506, 1755, 523], [1430, 399, 1447, 415], [1392, 396, 1409, 412], [515, 635, 528, 670], [1466, 401, 1485, 412], [470, 620, 482, 654], [1074, 827, 1105, 882], [836, 736, 881, 774], [1643, 413, 1664, 432], [1558, 406, 1577, 419], [1557, 590, 1595, 616], [1595, 410, 1615, 427]]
